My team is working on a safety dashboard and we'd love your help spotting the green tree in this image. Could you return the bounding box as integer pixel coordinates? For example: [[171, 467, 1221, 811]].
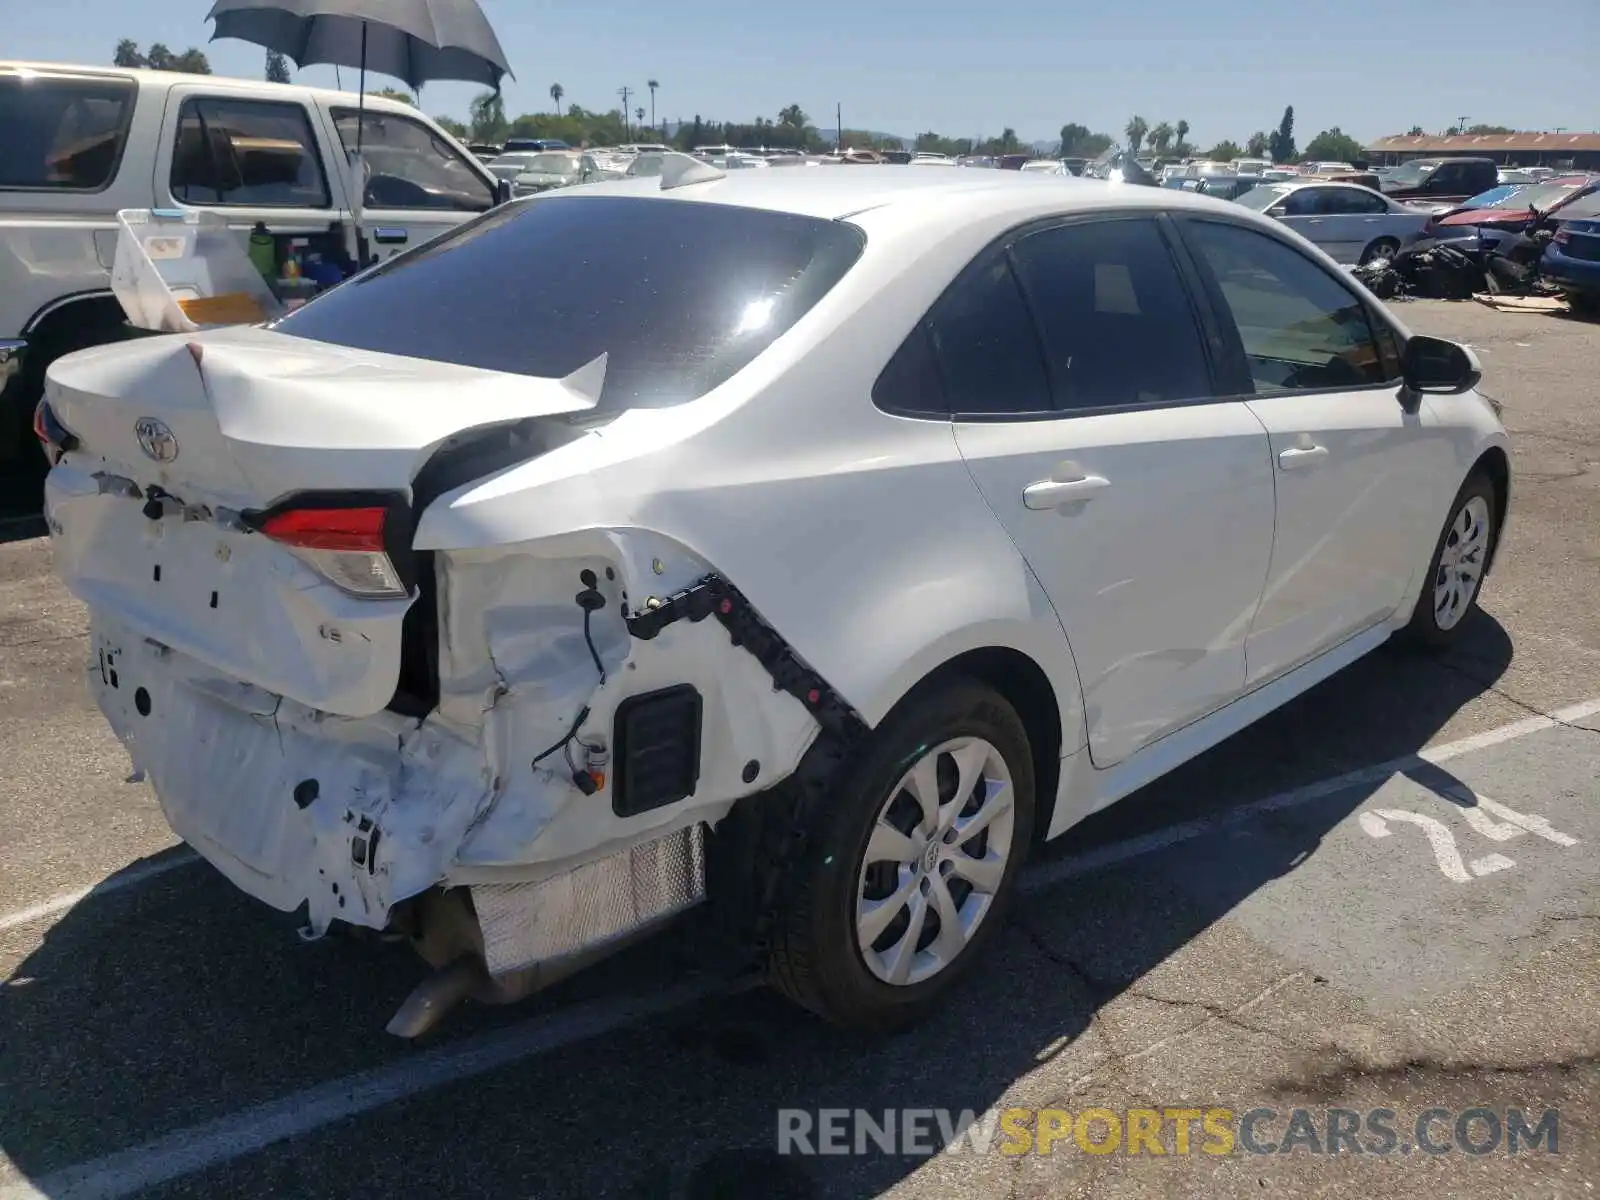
[[1466, 123, 1513, 135], [1245, 130, 1269, 158], [1148, 121, 1174, 155], [113, 39, 143, 67], [144, 43, 174, 70], [434, 115, 468, 139], [1268, 105, 1296, 163], [470, 90, 508, 142], [1124, 115, 1148, 152], [170, 49, 211, 74], [1407, 125, 1425, 136], [548, 82, 563, 115], [1175, 118, 1191, 156], [369, 87, 414, 105], [265, 49, 291, 83], [647, 79, 659, 129], [1205, 139, 1243, 161], [1302, 127, 1365, 164]]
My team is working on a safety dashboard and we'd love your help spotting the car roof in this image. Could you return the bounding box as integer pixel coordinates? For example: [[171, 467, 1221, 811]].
[[0, 59, 417, 116], [541, 164, 1257, 222]]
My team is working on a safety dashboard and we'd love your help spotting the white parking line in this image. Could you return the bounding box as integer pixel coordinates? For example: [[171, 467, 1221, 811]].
[[0, 851, 197, 934], [1, 695, 1596, 1199]]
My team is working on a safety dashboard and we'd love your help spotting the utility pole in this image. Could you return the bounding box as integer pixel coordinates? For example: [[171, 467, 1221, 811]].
[[836, 102, 842, 151], [619, 86, 634, 138], [1455, 115, 1470, 134]]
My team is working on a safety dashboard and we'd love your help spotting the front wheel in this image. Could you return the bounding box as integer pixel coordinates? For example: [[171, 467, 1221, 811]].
[[1360, 237, 1401, 266], [1402, 472, 1497, 648], [765, 678, 1035, 1031]]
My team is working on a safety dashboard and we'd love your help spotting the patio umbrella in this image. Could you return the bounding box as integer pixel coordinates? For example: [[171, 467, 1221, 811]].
[[206, 0, 513, 150]]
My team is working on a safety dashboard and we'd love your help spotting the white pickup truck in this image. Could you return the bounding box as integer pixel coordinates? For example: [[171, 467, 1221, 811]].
[[0, 61, 509, 489]]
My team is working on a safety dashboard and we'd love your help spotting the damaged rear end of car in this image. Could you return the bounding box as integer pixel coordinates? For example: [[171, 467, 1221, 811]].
[[40, 189, 871, 1034]]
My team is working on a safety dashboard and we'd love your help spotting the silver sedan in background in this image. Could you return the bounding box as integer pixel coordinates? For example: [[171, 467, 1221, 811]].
[[1237, 181, 1431, 265]]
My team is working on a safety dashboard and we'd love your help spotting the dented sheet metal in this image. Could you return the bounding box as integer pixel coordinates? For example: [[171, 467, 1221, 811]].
[[88, 527, 820, 947]]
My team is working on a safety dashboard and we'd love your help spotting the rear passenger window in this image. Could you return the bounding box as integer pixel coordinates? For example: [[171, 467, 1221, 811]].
[[1010, 218, 1213, 410], [928, 256, 1053, 416], [170, 97, 330, 207], [0, 72, 136, 191], [873, 323, 947, 416]]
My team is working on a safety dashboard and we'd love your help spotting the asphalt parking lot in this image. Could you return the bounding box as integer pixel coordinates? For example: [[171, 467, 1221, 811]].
[[2, 299, 1598, 1199]]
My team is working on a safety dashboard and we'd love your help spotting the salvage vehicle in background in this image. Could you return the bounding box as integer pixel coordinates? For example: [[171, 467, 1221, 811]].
[[1541, 216, 1600, 315], [1238, 180, 1430, 264], [1419, 175, 1600, 245], [38, 165, 1507, 1036], [1379, 157, 1500, 208], [0, 61, 506, 504]]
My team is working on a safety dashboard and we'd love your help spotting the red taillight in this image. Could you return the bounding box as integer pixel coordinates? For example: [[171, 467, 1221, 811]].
[[260, 506, 387, 552], [251, 502, 410, 599]]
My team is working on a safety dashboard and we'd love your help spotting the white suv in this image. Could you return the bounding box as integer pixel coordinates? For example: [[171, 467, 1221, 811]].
[[0, 61, 505, 490]]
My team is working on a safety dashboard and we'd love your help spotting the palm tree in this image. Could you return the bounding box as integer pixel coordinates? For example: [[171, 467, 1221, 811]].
[[1149, 122, 1173, 154], [1124, 115, 1148, 153], [647, 78, 659, 131], [549, 82, 564, 116], [1175, 119, 1190, 154], [635, 106, 645, 130]]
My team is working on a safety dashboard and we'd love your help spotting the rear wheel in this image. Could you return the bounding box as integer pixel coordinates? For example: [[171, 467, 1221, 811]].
[[1360, 237, 1401, 266], [1402, 472, 1497, 648], [765, 678, 1035, 1031]]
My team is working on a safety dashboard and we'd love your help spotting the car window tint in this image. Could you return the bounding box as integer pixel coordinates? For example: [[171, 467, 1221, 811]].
[[0, 73, 137, 191], [928, 256, 1052, 416], [332, 108, 495, 212], [1326, 188, 1384, 214], [170, 98, 329, 207], [1184, 220, 1387, 393], [873, 323, 947, 416], [1282, 188, 1324, 216], [1010, 218, 1212, 410], [274, 195, 865, 410]]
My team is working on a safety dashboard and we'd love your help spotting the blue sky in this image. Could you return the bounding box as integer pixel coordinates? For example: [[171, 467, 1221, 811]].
[[16, 0, 1597, 145]]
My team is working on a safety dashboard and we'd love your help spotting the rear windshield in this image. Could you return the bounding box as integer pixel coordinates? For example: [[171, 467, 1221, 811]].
[[275, 194, 866, 409], [0, 73, 137, 191]]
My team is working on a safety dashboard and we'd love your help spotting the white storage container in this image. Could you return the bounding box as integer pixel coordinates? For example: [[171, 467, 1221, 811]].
[[111, 208, 285, 333]]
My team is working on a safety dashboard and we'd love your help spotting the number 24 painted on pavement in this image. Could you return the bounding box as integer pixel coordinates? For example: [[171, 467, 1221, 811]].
[[1359, 789, 1578, 882]]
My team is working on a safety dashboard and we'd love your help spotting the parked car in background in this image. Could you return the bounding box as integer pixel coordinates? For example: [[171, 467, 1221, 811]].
[[1059, 157, 1088, 176], [510, 151, 586, 195], [999, 154, 1031, 170], [1230, 157, 1273, 175], [1020, 159, 1069, 175], [38, 165, 1508, 1035], [466, 142, 502, 161], [1379, 157, 1499, 207], [1420, 176, 1600, 244], [0, 61, 505, 493], [1238, 180, 1430, 264], [503, 137, 570, 153], [485, 151, 545, 181], [1543, 216, 1600, 315], [1300, 161, 1355, 176], [1497, 169, 1536, 185], [1194, 175, 1265, 201]]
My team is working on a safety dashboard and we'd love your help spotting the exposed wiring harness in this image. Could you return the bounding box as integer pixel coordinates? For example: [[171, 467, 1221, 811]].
[[529, 569, 611, 794]]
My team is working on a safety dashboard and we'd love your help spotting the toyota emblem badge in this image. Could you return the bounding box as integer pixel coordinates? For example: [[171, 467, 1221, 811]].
[[134, 417, 179, 463]]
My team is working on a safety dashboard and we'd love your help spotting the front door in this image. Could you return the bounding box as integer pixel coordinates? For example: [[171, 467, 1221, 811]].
[[1175, 215, 1447, 685], [320, 105, 498, 262], [939, 215, 1277, 767]]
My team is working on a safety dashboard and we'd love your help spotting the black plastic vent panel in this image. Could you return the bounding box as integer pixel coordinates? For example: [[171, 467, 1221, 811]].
[[612, 684, 704, 818]]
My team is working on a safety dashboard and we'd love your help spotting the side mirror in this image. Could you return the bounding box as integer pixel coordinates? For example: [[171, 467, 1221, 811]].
[[1401, 334, 1482, 397], [495, 178, 514, 206]]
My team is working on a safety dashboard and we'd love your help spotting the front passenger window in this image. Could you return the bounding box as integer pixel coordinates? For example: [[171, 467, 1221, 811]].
[[1184, 220, 1388, 393]]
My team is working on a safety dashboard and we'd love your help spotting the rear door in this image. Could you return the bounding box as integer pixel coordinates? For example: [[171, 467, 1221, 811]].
[[1174, 215, 1454, 685], [941, 214, 1276, 767], [320, 105, 497, 261]]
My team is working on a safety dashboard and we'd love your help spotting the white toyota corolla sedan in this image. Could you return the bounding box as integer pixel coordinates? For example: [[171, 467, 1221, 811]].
[[37, 159, 1509, 1035]]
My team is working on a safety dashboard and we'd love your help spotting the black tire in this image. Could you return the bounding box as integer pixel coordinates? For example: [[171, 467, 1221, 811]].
[[1360, 237, 1401, 266], [1566, 292, 1600, 319], [764, 677, 1035, 1032], [1401, 471, 1498, 649]]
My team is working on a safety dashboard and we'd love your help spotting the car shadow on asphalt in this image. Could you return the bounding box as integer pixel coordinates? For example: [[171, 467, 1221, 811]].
[[0, 613, 1515, 1199]]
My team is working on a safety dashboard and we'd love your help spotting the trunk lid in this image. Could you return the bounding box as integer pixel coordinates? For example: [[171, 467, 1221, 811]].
[[44, 327, 603, 717]]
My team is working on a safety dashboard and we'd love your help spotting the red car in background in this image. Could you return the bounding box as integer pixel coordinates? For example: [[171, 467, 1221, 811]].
[[1421, 175, 1599, 240]]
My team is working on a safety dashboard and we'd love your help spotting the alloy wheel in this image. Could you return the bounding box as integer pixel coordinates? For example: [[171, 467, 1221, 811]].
[[1434, 494, 1491, 631], [855, 737, 1016, 986]]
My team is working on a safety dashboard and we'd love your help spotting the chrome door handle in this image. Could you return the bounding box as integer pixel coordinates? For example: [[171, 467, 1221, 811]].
[[1278, 444, 1329, 469], [1023, 475, 1111, 509], [373, 227, 409, 245]]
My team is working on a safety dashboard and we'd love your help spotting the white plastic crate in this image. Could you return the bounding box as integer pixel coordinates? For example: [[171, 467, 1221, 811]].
[[111, 208, 285, 333]]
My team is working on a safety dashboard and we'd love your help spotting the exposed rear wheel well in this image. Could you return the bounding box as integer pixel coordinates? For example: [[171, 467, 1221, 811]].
[[902, 647, 1064, 843], [1472, 447, 1510, 572]]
